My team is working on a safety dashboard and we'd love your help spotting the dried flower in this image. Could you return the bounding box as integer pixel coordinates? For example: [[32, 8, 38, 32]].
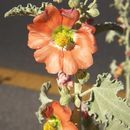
[[81, 102, 89, 120], [57, 71, 74, 87]]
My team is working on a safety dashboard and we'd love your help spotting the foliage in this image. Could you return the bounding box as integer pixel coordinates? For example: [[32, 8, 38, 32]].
[[36, 82, 53, 124], [87, 73, 130, 129], [4, 2, 50, 17], [106, 0, 130, 103]]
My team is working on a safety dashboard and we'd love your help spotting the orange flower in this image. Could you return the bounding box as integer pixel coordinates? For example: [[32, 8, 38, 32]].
[[27, 5, 97, 75], [44, 101, 78, 130]]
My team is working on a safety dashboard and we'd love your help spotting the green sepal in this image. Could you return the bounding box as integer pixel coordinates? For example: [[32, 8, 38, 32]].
[[58, 87, 71, 106], [74, 83, 82, 108], [75, 70, 90, 85]]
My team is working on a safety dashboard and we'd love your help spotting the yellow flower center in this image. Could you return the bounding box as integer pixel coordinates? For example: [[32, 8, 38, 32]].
[[43, 121, 56, 130], [43, 117, 61, 130], [53, 26, 74, 49]]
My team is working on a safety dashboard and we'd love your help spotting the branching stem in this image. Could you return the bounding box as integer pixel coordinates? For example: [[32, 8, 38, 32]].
[[80, 87, 93, 97]]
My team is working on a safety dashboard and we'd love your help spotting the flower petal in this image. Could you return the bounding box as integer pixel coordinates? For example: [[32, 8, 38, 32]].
[[34, 44, 62, 74], [77, 23, 97, 54], [45, 46, 63, 74], [45, 106, 54, 118], [63, 51, 78, 75], [27, 23, 52, 36], [34, 5, 62, 29], [34, 43, 52, 63], [71, 45, 93, 69], [27, 5, 62, 36], [52, 101, 72, 122], [62, 121, 78, 130], [61, 9, 79, 28], [28, 32, 51, 49]]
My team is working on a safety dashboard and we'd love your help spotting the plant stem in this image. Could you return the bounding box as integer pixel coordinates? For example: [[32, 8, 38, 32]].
[[84, 0, 88, 5], [73, 77, 82, 130], [125, 28, 130, 99], [126, 71, 130, 99], [123, 2, 130, 99], [72, 107, 82, 130], [80, 88, 93, 97]]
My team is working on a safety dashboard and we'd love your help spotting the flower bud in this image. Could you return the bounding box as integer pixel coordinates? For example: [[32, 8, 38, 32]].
[[68, 0, 80, 8], [53, 0, 63, 3], [56, 71, 74, 88], [114, 64, 124, 79]]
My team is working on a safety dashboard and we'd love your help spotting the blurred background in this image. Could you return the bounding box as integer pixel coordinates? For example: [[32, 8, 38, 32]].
[[0, 0, 125, 130]]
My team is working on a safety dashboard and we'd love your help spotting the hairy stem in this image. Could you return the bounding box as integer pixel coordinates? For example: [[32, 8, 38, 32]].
[[125, 28, 130, 100], [123, 2, 130, 100], [80, 88, 93, 97]]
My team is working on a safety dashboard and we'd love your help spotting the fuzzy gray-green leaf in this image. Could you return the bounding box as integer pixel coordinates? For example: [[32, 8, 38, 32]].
[[87, 0, 100, 18], [105, 118, 129, 130], [4, 2, 50, 18], [87, 73, 130, 128], [106, 30, 119, 43], [36, 82, 53, 124]]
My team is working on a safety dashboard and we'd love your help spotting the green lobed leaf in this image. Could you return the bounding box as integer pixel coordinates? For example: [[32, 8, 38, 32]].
[[87, 73, 130, 129], [105, 118, 128, 130]]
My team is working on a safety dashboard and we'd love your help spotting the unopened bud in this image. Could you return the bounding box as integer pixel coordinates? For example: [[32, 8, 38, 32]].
[[68, 0, 80, 8], [117, 16, 124, 23], [57, 71, 74, 88], [53, 0, 63, 3]]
